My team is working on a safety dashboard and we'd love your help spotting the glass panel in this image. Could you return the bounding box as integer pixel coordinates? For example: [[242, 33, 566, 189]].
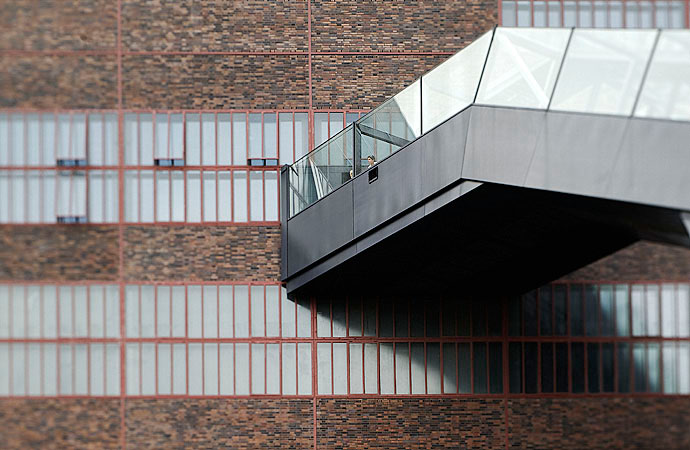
[[509, 342, 522, 393], [333, 343, 348, 395], [395, 343, 410, 394], [357, 79, 421, 166], [427, 343, 441, 394], [548, 1, 561, 27], [541, 342, 554, 392], [534, 1, 546, 26], [571, 342, 585, 393], [563, 1, 577, 26], [289, 125, 354, 216], [421, 31, 492, 133], [380, 343, 395, 394], [503, 1, 517, 26], [474, 342, 488, 394], [550, 29, 657, 115], [635, 31, 690, 121], [517, 1, 531, 26], [297, 343, 312, 395]]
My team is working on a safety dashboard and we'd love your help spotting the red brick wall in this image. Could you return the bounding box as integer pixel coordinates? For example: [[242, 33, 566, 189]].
[[561, 240, 690, 282], [311, 0, 497, 52], [0, 0, 117, 51], [311, 55, 447, 109], [316, 398, 505, 449], [122, 55, 309, 109], [0, 55, 117, 109], [121, 0, 308, 52], [123, 225, 281, 282], [0, 226, 119, 281], [125, 399, 313, 449], [0, 399, 121, 449], [508, 398, 690, 450]]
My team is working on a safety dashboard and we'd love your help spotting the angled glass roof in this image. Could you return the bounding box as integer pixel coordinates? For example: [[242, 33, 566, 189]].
[[288, 27, 690, 218]]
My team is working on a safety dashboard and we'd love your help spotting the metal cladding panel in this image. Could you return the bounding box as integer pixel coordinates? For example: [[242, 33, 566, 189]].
[[286, 182, 354, 277], [280, 166, 290, 281], [608, 118, 690, 211], [463, 106, 544, 186], [421, 107, 470, 198], [524, 112, 629, 198], [353, 139, 423, 238]]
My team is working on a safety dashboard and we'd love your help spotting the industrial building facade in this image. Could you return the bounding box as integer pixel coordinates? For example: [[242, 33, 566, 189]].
[[1, 1, 690, 449]]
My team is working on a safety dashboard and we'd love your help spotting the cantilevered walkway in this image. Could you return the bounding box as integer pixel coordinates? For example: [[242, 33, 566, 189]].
[[281, 27, 690, 297]]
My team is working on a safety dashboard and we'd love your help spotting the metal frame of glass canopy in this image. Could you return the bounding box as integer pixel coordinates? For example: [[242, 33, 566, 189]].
[[288, 26, 690, 218]]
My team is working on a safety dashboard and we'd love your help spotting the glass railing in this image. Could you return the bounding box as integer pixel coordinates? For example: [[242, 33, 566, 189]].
[[288, 27, 690, 218]]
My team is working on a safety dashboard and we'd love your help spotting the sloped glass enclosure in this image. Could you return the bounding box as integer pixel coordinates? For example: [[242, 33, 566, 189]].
[[288, 27, 690, 218]]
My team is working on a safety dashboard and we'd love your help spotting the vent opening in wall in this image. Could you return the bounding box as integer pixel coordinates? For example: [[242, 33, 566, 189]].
[[248, 158, 280, 167], [57, 158, 87, 167], [154, 158, 185, 167], [368, 166, 378, 183], [57, 216, 87, 224]]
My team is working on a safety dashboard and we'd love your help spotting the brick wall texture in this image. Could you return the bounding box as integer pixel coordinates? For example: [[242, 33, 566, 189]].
[[311, 0, 497, 52], [561, 240, 690, 281], [0, 0, 117, 51], [316, 398, 505, 450], [3, 0, 690, 449], [0, 225, 119, 281], [125, 398, 313, 449], [0, 55, 118, 109], [0, 399, 120, 449], [508, 398, 690, 450], [122, 0, 308, 52], [123, 225, 281, 282], [122, 55, 309, 110]]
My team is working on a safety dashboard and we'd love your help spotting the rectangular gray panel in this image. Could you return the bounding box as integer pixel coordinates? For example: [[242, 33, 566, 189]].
[[421, 108, 471, 197], [463, 106, 544, 186], [353, 141, 423, 238], [608, 119, 690, 210], [524, 112, 628, 198], [287, 182, 354, 277]]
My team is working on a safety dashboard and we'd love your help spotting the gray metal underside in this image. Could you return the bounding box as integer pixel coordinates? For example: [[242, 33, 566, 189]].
[[282, 105, 690, 295]]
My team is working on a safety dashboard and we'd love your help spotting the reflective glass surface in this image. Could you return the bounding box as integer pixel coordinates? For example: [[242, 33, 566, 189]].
[[477, 28, 571, 109], [550, 29, 657, 115], [635, 30, 690, 121], [421, 30, 492, 133]]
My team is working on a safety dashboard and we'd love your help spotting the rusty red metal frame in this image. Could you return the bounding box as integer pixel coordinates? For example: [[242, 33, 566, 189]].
[[1, 108, 365, 226], [1, 280, 689, 403]]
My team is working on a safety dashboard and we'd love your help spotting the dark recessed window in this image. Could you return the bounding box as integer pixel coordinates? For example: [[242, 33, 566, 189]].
[[154, 158, 184, 167], [247, 158, 279, 167], [57, 216, 87, 224], [57, 158, 87, 167]]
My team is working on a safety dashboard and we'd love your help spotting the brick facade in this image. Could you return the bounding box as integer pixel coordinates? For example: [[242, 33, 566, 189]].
[[122, 0, 308, 52], [3, 0, 690, 449], [0, 0, 117, 51], [123, 226, 281, 282], [0, 55, 117, 109], [311, 0, 497, 52], [125, 398, 313, 449], [0, 226, 119, 281], [561, 240, 690, 282], [122, 54, 309, 110], [508, 398, 690, 449], [0, 399, 120, 449], [317, 398, 505, 449], [311, 55, 447, 109]]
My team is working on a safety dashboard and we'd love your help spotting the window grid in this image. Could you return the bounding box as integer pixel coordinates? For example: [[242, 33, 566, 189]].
[[1, 281, 688, 398], [500, 0, 690, 28], [0, 109, 367, 224]]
